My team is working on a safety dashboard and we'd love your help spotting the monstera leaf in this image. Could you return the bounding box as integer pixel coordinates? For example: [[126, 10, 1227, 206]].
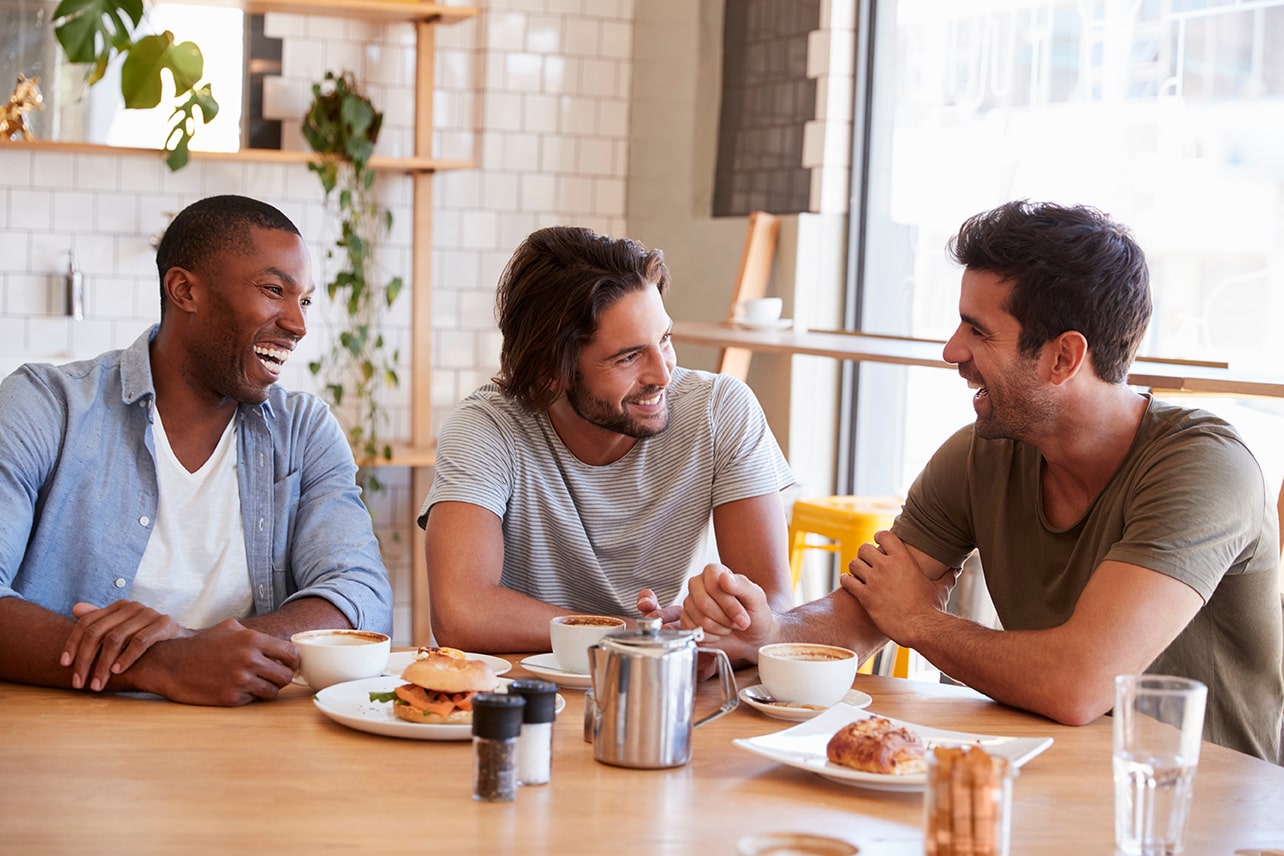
[[51, 0, 218, 171]]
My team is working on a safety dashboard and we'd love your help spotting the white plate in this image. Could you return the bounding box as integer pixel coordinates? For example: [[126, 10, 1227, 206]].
[[312, 675, 565, 740], [733, 704, 1053, 792], [519, 653, 592, 689], [739, 684, 873, 722], [382, 650, 512, 678], [732, 318, 793, 332]]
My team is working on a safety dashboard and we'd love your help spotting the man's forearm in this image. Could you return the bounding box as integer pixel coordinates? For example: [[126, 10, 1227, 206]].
[[898, 611, 1113, 726], [240, 596, 351, 640]]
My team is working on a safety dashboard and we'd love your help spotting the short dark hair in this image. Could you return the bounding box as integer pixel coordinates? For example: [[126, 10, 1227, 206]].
[[155, 195, 301, 314], [947, 200, 1151, 384], [493, 226, 671, 411]]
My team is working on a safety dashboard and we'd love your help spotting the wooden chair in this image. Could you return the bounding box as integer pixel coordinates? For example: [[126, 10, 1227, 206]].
[[716, 211, 780, 381]]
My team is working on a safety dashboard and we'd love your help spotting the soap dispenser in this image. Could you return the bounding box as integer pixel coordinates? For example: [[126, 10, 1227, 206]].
[[65, 251, 84, 320]]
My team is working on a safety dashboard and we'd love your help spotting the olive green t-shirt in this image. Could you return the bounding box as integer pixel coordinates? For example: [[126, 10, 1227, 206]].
[[894, 397, 1282, 761]]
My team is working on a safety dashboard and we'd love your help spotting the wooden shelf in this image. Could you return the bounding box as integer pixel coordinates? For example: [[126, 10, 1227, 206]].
[[671, 321, 1284, 399], [182, 0, 476, 24], [0, 139, 474, 174]]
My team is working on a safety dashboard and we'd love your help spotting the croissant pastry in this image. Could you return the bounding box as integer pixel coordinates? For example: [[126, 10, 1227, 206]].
[[826, 716, 927, 775]]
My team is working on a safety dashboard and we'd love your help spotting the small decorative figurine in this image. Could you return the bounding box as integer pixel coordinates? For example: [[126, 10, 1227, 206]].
[[0, 74, 44, 142]]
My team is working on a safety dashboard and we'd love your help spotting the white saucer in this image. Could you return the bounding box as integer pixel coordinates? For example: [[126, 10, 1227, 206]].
[[519, 653, 592, 689], [739, 684, 872, 721], [732, 318, 793, 332]]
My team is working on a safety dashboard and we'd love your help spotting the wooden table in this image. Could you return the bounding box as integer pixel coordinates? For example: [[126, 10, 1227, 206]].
[[672, 321, 1284, 399], [3, 660, 1282, 854]]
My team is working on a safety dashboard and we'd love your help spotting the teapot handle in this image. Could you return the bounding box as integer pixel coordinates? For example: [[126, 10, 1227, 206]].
[[692, 647, 738, 728]]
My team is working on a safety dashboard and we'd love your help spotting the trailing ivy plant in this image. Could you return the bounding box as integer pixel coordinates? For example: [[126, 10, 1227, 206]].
[[52, 0, 218, 170], [303, 70, 402, 495]]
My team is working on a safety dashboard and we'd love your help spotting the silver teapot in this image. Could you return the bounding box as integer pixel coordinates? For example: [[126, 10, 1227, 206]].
[[586, 617, 737, 768]]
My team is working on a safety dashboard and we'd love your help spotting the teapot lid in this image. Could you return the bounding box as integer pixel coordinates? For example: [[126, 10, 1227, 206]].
[[601, 616, 703, 652]]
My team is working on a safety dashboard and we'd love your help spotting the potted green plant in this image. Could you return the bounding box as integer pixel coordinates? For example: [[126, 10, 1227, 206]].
[[52, 0, 218, 170], [303, 70, 402, 495]]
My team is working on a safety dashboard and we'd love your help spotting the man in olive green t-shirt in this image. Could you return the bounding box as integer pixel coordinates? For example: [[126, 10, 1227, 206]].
[[678, 200, 1283, 762]]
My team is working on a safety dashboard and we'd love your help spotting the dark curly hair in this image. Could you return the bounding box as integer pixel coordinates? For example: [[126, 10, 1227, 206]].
[[947, 200, 1151, 384], [493, 226, 670, 411]]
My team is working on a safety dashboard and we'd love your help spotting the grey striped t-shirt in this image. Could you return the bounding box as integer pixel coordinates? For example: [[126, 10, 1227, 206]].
[[419, 367, 794, 616]]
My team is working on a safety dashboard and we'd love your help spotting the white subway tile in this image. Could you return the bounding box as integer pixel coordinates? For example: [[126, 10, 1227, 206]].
[[12, 189, 52, 231], [559, 95, 597, 135], [497, 212, 537, 251], [542, 55, 575, 95], [479, 131, 506, 170], [487, 12, 529, 52], [557, 175, 593, 214], [459, 210, 499, 249], [579, 58, 618, 97], [600, 20, 632, 59], [458, 288, 496, 327], [563, 17, 599, 55], [540, 136, 576, 173], [74, 235, 117, 276], [0, 230, 30, 273], [73, 156, 119, 192], [439, 129, 478, 162], [437, 329, 476, 368], [577, 138, 614, 175], [305, 15, 347, 41], [483, 92, 525, 131], [437, 49, 474, 90], [481, 172, 520, 210], [595, 98, 629, 138], [68, 318, 117, 357], [501, 132, 541, 171], [520, 173, 556, 211], [504, 52, 546, 92], [430, 368, 460, 409], [263, 11, 308, 39], [593, 176, 626, 216], [522, 94, 559, 133], [325, 41, 366, 79], [526, 15, 562, 54], [50, 191, 96, 236], [283, 38, 326, 80], [31, 153, 77, 190], [546, 0, 583, 15]]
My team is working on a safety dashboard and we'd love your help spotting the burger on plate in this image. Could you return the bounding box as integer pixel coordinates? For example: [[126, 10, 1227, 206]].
[[371, 648, 500, 724]]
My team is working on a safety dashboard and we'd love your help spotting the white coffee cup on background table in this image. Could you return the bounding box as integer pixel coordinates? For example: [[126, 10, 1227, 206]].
[[734, 297, 783, 324]]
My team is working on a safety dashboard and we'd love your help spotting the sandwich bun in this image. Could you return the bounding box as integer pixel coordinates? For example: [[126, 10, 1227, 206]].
[[401, 654, 500, 694], [384, 651, 501, 725]]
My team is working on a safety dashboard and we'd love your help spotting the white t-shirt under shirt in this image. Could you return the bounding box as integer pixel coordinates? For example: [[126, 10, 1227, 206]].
[[130, 408, 253, 629], [419, 367, 795, 616]]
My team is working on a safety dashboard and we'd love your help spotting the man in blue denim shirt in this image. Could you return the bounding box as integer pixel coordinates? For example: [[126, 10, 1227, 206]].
[[0, 195, 392, 706]]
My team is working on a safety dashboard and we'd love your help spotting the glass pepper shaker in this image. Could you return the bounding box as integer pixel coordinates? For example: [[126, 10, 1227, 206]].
[[508, 679, 557, 786], [471, 693, 525, 802]]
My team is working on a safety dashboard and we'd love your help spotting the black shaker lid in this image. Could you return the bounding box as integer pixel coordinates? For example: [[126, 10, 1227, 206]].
[[472, 692, 525, 739], [506, 678, 558, 723]]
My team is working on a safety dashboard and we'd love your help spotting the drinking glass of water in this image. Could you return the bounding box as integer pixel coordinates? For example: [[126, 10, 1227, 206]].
[[1112, 675, 1208, 856]]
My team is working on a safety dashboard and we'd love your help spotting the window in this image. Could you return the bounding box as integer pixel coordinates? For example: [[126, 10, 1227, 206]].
[[849, 0, 1284, 497]]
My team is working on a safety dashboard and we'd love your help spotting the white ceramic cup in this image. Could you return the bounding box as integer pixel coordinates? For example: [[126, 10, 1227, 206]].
[[291, 629, 391, 690], [550, 615, 626, 675], [757, 642, 858, 708], [735, 297, 783, 324]]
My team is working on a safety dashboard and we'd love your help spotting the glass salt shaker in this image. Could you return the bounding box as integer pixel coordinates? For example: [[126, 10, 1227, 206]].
[[508, 679, 557, 786], [472, 693, 525, 802]]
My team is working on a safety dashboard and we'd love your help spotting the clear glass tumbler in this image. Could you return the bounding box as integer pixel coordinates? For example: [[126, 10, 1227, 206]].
[[1112, 674, 1208, 856]]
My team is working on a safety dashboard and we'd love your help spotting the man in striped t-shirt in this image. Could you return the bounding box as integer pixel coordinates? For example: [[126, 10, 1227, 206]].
[[417, 226, 796, 656]]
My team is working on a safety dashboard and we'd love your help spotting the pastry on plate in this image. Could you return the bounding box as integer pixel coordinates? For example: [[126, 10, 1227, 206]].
[[826, 715, 927, 775]]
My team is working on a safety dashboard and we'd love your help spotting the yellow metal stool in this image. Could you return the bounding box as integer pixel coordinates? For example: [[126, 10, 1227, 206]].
[[787, 495, 910, 677]]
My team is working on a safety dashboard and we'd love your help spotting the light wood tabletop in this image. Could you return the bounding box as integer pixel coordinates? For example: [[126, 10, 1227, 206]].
[[3, 658, 1282, 854]]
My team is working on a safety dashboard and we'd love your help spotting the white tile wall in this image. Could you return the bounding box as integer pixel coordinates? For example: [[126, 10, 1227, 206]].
[[2, 0, 637, 646]]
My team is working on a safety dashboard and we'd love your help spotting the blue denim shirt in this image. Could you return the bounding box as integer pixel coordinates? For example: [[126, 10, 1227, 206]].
[[0, 327, 393, 634]]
